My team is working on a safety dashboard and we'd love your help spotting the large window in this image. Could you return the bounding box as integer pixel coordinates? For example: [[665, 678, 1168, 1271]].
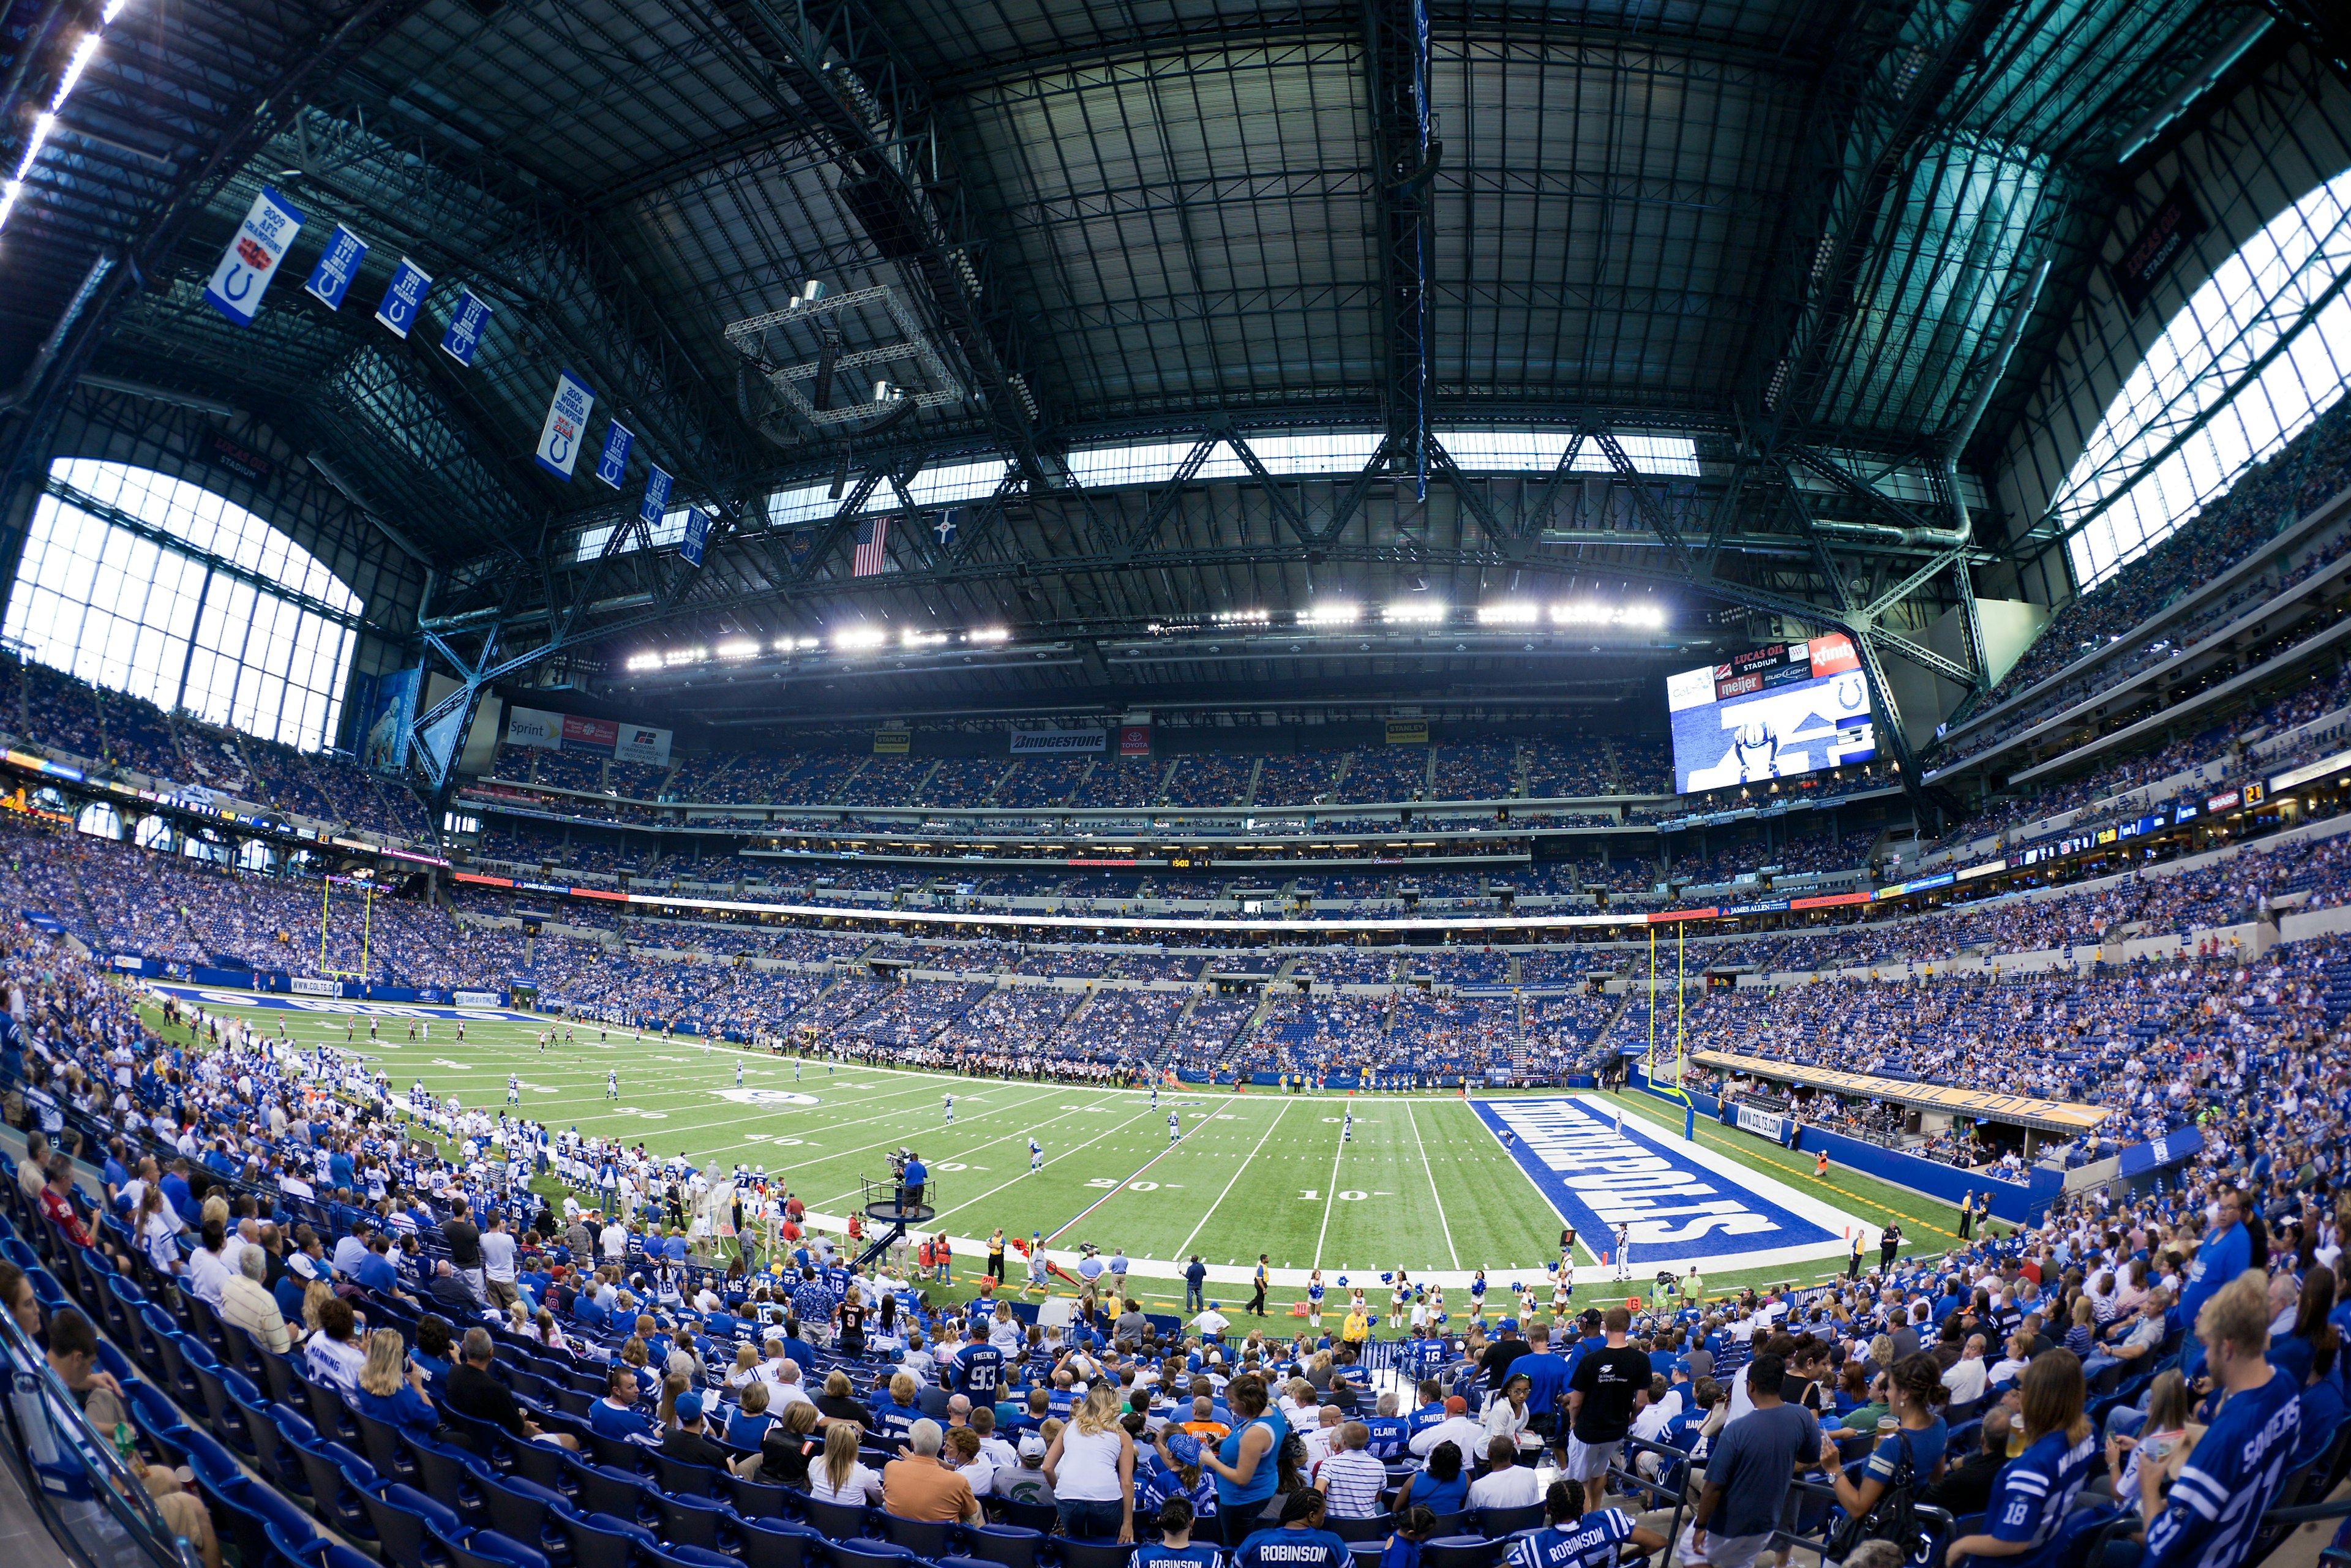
[[2, 460, 361, 749], [2055, 167, 2351, 590]]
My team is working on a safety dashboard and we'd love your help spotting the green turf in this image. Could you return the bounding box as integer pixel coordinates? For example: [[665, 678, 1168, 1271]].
[[141, 996, 1970, 1315]]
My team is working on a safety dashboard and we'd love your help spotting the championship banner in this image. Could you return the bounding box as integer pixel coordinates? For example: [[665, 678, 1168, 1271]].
[[640, 464, 676, 546], [1385, 718, 1430, 745], [438, 288, 495, 367], [203, 187, 305, 327], [594, 422, 634, 489], [302, 223, 367, 310], [374, 257, 433, 338], [534, 369, 596, 480], [1690, 1050, 2108, 1133], [678, 503, 709, 569]]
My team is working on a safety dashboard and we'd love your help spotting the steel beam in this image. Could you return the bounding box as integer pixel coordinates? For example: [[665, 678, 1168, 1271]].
[[1364, 0, 1435, 501], [714, 0, 1051, 483]]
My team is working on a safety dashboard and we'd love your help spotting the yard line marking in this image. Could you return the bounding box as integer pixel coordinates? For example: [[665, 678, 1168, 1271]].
[[929, 1100, 1171, 1228], [1405, 1100, 1458, 1269], [1176, 1097, 1293, 1258], [808, 1090, 1128, 1209], [1311, 1119, 1349, 1269]]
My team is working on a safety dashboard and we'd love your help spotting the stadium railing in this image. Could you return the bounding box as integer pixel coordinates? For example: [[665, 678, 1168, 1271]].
[[0, 1277, 204, 1568]]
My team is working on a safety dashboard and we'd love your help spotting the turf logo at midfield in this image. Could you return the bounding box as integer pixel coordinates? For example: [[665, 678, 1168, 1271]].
[[714, 1088, 823, 1108]]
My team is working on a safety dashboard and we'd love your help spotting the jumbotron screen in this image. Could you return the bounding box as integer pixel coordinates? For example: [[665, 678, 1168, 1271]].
[[1665, 632, 1877, 793]]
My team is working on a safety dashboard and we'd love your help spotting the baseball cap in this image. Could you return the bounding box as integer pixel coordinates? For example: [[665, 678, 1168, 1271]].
[[1444, 1396, 1466, 1415], [287, 1253, 317, 1280], [1164, 1433, 1202, 1466], [675, 1391, 703, 1423]]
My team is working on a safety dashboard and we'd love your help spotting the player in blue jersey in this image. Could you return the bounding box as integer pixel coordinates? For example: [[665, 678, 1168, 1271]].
[[1342, 1107, 1352, 1141], [1507, 1480, 1667, 1568], [507, 1073, 520, 1106], [1029, 1135, 1043, 1172], [735, 1062, 743, 1087], [943, 1093, 954, 1124], [1948, 1351, 2101, 1568], [606, 1069, 618, 1099]]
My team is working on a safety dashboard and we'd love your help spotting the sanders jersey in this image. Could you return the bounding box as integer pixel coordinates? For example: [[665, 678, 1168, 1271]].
[[2143, 1370, 2302, 1568]]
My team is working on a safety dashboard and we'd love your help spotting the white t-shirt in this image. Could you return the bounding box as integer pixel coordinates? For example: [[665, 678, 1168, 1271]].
[[1467, 1464, 1544, 1510]]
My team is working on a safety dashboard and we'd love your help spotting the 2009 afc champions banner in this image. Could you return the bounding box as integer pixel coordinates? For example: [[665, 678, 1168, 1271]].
[[204, 187, 305, 326], [534, 370, 596, 481]]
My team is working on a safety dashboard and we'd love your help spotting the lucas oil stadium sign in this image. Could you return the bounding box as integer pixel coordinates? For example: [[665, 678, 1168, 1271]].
[[1473, 1095, 1854, 1271]]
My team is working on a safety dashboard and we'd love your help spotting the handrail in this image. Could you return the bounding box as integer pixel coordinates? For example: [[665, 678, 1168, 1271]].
[[0, 1265, 203, 1568]]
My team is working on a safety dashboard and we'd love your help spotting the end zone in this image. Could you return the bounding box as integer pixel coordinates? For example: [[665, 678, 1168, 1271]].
[[1471, 1092, 1870, 1276]]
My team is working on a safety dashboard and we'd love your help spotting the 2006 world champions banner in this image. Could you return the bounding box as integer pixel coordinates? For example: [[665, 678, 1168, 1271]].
[[1472, 1094, 1860, 1271]]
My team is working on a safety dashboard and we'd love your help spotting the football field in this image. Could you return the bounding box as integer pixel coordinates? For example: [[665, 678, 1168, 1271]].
[[143, 987, 1974, 1315]]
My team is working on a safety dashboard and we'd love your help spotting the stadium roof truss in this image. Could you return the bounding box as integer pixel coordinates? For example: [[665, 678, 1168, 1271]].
[[0, 0, 2323, 809]]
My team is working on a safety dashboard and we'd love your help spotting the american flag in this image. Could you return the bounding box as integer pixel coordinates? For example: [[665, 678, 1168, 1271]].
[[852, 514, 890, 577]]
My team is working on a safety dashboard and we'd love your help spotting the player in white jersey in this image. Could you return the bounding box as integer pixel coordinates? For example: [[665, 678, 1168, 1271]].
[[1150, 1084, 1158, 1109], [1613, 1222, 1632, 1281], [1343, 1108, 1352, 1142], [507, 1074, 520, 1106], [1168, 1109, 1180, 1142], [1029, 1136, 1043, 1172], [735, 1062, 744, 1087], [943, 1094, 954, 1123], [607, 1070, 620, 1100]]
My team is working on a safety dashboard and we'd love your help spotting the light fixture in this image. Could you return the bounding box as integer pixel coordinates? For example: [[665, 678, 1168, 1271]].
[[967, 627, 1010, 643], [1383, 601, 1447, 623], [662, 647, 707, 667], [1300, 604, 1361, 626], [624, 653, 661, 672], [714, 639, 761, 659], [833, 626, 888, 651], [1477, 602, 1540, 624]]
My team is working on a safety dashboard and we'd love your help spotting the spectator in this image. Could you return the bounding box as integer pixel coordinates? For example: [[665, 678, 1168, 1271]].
[[660, 1390, 731, 1470], [448, 1330, 577, 1452], [1946, 1349, 2098, 1568], [1313, 1420, 1390, 1517], [1690, 1355, 1820, 1568], [809, 1421, 884, 1504], [1466, 1433, 1542, 1510], [219, 1245, 291, 1354], [1505, 1479, 1668, 1568], [883, 1419, 983, 1524], [1044, 1382, 1135, 1541], [1229, 1488, 1350, 1568], [355, 1329, 438, 1439]]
